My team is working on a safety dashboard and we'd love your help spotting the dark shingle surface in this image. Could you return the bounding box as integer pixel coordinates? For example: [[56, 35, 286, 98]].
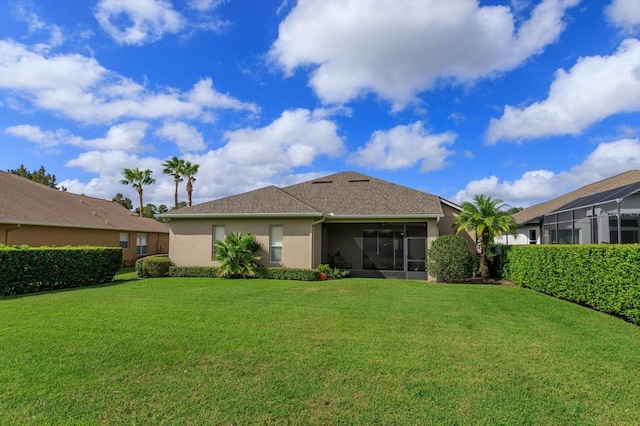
[[169, 185, 320, 215], [0, 171, 169, 233], [168, 171, 444, 217]]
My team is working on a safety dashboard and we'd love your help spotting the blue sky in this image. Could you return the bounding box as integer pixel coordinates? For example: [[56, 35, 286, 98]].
[[1, 0, 639, 209]]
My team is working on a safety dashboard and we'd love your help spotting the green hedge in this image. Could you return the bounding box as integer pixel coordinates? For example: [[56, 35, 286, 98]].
[[168, 265, 319, 281], [169, 266, 220, 278], [0, 245, 122, 296], [255, 267, 319, 281], [136, 255, 171, 278], [505, 244, 640, 325], [426, 235, 474, 282]]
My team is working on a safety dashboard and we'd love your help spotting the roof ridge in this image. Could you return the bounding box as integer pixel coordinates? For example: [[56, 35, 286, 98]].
[[276, 185, 322, 213]]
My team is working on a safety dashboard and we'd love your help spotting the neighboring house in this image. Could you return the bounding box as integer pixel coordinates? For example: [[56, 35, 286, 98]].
[[0, 171, 169, 265], [162, 171, 468, 279], [495, 170, 640, 245]]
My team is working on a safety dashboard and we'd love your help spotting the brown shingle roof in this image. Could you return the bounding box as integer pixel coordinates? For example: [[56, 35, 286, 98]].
[[513, 170, 640, 225], [165, 171, 444, 218], [0, 171, 169, 233], [282, 171, 443, 216], [169, 185, 320, 216]]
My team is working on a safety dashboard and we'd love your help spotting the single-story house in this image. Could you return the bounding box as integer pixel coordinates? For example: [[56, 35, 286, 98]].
[[161, 171, 468, 279], [0, 170, 169, 265], [495, 170, 640, 245]]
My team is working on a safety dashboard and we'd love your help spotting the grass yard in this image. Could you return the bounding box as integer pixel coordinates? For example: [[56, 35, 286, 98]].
[[1, 273, 639, 425]]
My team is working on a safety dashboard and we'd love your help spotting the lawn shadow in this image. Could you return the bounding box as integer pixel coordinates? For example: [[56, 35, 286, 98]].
[[1, 277, 139, 300]]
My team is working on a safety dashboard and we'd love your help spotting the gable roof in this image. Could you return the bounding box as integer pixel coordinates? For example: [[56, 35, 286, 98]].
[[0, 171, 169, 233], [164, 171, 446, 219], [513, 170, 640, 225], [546, 181, 640, 215]]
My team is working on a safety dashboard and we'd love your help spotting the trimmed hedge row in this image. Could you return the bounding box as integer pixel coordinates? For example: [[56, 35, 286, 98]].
[[136, 255, 171, 278], [255, 267, 319, 281], [168, 265, 319, 281], [0, 245, 122, 296], [505, 244, 640, 325]]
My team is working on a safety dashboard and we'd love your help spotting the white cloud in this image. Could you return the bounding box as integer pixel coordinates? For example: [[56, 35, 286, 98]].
[[189, 0, 224, 11], [606, 0, 640, 33], [59, 109, 345, 206], [6, 121, 151, 152], [270, 0, 579, 108], [453, 138, 640, 206], [155, 121, 206, 152], [349, 122, 456, 172], [94, 0, 184, 45], [487, 38, 640, 142], [0, 40, 258, 124]]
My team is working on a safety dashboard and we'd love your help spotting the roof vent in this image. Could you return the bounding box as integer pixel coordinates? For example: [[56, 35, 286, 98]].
[[312, 180, 333, 184], [79, 199, 84, 204], [348, 179, 370, 183], [92, 211, 97, 215]]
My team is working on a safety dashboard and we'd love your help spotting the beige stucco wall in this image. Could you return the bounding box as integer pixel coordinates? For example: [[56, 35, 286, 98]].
[[0, 224, 168, 265], [169, 217, 315, 268], [438, 204, 475, 250]]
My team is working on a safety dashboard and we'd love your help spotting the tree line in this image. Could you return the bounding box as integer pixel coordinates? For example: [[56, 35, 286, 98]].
[[8, 158, 200, 221]]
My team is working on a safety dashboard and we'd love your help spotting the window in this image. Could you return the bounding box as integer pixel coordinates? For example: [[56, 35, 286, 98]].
[[212, 225, 225, 257], [136, 233, 148, 255], [528, 229, 537, 245], [270, 225, 283, 263], [119, 232, 129, 249]]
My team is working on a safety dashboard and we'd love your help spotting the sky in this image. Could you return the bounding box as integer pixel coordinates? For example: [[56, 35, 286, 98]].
[[1, 0, 639, 210]]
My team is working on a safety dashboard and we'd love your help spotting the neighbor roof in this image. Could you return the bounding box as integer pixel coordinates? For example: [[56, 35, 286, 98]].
[[513, 170, 640, 225], [546, 181, 640, 215], [0, 171, 169, 233], [164, 171, 446, 219]]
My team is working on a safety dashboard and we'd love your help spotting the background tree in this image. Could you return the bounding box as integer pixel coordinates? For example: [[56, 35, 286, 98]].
[[112, 193, 133, 210], [183, 161, 199, 207], [162, 156, 185, 209], [9, 164, 66, 190], [453, 194, 516, 280], [120, 168, 156, 218]]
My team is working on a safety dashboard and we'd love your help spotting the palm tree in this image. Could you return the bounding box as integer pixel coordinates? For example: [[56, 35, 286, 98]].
[[453, 194, 516, 280], [120, 168, 156, 217], [183, 161, 199, 207], [214, 232, 263, 278], [162, 156, 185, 209]]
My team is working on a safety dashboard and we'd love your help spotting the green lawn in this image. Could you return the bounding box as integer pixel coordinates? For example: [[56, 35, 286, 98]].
[[1, 274, 639, 425]]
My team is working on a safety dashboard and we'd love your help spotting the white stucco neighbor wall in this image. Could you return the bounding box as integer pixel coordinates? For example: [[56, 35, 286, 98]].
[[494, 226, 540, 245]]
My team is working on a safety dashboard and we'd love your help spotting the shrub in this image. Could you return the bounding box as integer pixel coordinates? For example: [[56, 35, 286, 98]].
[[214, 232, 263, 278], [328, 267, 350, 279], [136, 255, 171, 278], [505, 244, 640, 325], [255, 267, 319, 281], [426, 235, 474, 282], [168, 266, 219, 278], [0, 245, 122, 296]]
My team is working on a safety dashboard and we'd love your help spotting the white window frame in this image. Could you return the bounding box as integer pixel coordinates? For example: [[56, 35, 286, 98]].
[[119, 232, 129, 249], [212, 225, 225, 257], [136, 233, 148, 256], [269, 225, 283, 263]]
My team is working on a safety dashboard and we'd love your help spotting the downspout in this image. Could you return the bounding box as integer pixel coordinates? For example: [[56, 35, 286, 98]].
[[311, 217, 326, 268], [4, 224, 21, 245]]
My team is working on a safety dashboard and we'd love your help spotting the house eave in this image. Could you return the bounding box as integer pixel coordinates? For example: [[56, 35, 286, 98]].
[[0, 219, 168, 233], [158, 212, 323, 219], [324, 214, 444, 220]]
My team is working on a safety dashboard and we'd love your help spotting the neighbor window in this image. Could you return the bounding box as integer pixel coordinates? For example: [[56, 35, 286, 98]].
[[212, 225, 225, 257], [528, 229, 537, 245], [136, 233, 148, 255], [119, 232, 129, 249], [270, 225, 283, 263]]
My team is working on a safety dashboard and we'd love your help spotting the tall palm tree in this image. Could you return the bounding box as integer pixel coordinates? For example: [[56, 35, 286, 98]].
[[162, 156, 185, 208], [120, 168, 156, 217], [183, 161, 199, 207], [453, 194, 516, 280]]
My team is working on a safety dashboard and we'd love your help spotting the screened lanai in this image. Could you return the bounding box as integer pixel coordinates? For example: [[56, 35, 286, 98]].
[[542, 181, 640, 244]]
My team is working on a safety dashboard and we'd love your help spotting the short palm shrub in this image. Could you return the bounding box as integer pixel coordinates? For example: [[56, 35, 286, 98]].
[[427, 235, 474, 282], [214, 232, 263, 278]]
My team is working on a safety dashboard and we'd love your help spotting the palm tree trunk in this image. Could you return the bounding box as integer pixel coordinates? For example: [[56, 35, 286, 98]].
[[138, 188, 144, 217], [480, 233, 489, 279], [187, 180, 193, 207], [174, 181, 179, 208]]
